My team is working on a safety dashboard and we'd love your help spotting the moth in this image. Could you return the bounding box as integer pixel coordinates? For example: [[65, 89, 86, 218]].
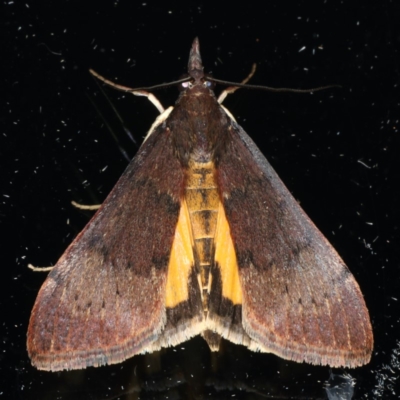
[[27, 38, 373, 371]]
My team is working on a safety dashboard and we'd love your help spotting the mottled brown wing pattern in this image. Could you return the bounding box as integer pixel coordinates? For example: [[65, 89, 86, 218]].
[[27, 125, 186, 371], [215, 121, 373, 367]]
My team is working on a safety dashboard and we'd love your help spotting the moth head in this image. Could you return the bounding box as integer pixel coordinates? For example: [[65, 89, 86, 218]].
[[180, 77, 215, 91]]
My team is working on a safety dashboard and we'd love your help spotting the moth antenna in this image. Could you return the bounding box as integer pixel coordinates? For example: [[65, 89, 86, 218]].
[[211, 75, 340, 95], [89, 69, 190, 92]]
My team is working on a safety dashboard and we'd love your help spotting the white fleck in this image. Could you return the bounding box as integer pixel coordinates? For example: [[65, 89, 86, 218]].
[[357, 159, 372, 169]]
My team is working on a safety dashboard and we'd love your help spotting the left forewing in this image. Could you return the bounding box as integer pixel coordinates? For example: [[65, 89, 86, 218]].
[[27, 125, 193, 371]]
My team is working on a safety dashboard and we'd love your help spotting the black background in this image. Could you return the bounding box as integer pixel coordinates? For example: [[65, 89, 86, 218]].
[[2, 1, 399, 399]]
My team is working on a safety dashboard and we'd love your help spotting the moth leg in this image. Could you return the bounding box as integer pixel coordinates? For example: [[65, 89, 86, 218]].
[[128, 90, 165, 114], [89, 69, 165, 113], [71, 201, 101, 210], [217, 63, 257, 104]]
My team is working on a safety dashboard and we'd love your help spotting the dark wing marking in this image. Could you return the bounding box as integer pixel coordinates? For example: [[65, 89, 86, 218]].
[[215, 120, 373, 367], [27, 124, 185, 371]]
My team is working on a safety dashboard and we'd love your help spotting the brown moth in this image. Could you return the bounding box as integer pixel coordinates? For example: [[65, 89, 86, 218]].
[[27, 38, 373, 371]]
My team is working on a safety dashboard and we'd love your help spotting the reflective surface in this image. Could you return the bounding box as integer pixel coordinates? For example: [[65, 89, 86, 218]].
[[2, 1, 399, 398]]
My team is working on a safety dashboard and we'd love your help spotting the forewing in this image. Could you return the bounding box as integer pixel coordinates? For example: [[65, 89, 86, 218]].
[[216, 121, 373, 367], [27, 125, 185, 371]]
